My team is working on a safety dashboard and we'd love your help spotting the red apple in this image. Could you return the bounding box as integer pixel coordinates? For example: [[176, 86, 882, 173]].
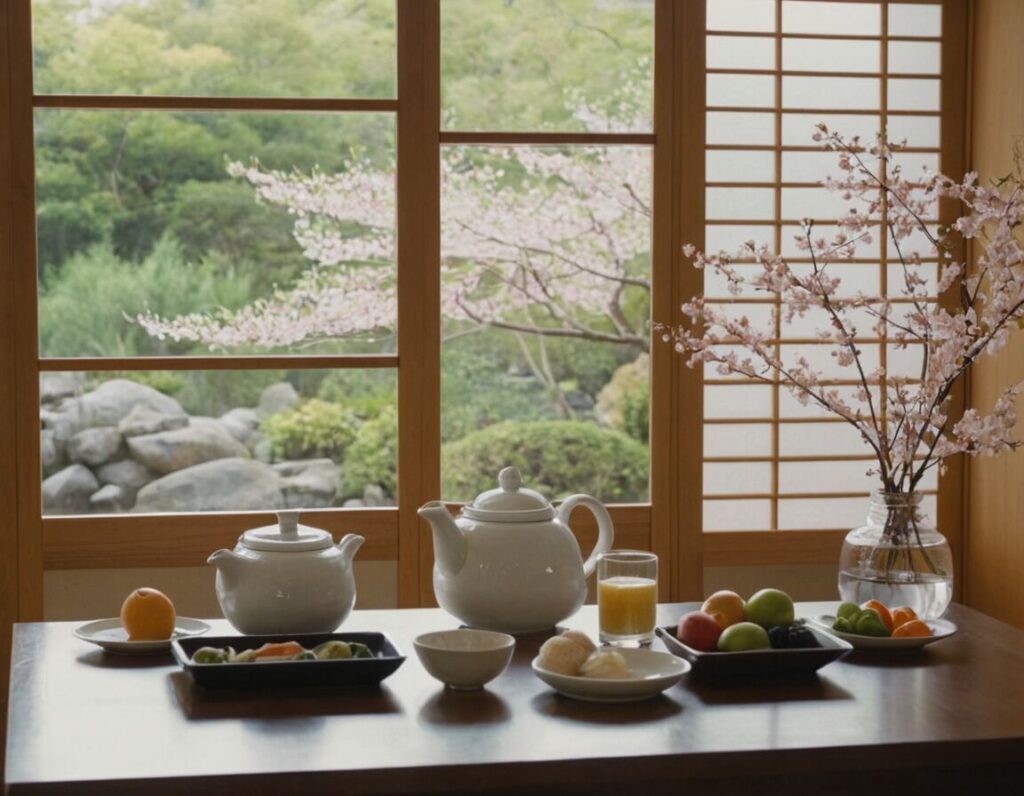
[[676, 610, 723, 652]]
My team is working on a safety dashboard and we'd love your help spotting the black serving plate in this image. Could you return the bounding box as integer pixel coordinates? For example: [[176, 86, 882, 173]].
[[172, 632, 405, 689], [655, 623, 852, 679]]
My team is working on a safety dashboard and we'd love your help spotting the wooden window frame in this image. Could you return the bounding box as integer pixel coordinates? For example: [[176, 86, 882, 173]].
[[0, 0, 968, 619]]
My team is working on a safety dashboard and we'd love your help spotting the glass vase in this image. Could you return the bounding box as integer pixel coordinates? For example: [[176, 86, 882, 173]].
[[837, 491, 953, 619]]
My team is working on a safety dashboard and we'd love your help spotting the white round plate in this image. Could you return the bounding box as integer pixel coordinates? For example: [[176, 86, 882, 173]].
[[74, 617, 211, 655], [812, 615, 957, 652], [531, 647, 690, 703]]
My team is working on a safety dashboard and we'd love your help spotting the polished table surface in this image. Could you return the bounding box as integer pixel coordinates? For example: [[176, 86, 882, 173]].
[[6, 602, 1024, 795]]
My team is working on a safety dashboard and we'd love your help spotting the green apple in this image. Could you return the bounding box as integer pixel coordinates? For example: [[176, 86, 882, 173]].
[[717, 621, 771, 651], [745, 588, 795, 629]]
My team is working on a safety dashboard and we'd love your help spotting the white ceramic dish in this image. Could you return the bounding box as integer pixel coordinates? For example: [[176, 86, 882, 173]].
[[811, 615, 957, 652], [414, 628, 516, 690], [74, 617, 211, 655], [531, 647, 690, 703]]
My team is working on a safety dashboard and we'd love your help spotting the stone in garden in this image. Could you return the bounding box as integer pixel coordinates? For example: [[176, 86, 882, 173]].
[[55, 380, 186, 438], [118, 405, 189, 438], [40, 429, 64, 476], [253, 435, 273, 463], [274, 459, 339, 508], [42, 464, 99, 515], [342, 498, 366, 508], [97, 459, 158, 491], [257, 382, 299, 418], [89, 484, 133, 513], [133, 458, 283, 513], [127, 423, 250, 475], [67, 426, 124, 467], [362, 484, 394, 507], [40, 373, 83, 404], [219, 407, 261, 444]]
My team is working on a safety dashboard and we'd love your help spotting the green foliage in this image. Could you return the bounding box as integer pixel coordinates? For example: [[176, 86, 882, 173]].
[[263, 399, 360, 462], [596, 354, 650, 443], [317, 370, 397, 419], [441, 336, 560, 442], [342, 406, 398, 499], [174, 370, 285, 418], [441, 420, 648, 503], [37, 234, 253, 358]]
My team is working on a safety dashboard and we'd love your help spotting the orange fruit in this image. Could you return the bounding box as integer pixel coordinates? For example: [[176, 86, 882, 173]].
[[892, 619, 932, 638], [890, 606, 918, 630], [861, 600, 894, 633], [120, 587, 176, 641], [701, 590, 746, 629]]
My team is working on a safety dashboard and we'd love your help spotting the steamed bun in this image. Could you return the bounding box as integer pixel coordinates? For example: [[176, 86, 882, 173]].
[[579, 650, 630, 679], [559, 630, 597, 656], [537, 636, 590, 676]]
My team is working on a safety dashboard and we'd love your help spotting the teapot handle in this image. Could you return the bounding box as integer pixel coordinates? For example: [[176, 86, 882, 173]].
[[557, 495, 615, 579]]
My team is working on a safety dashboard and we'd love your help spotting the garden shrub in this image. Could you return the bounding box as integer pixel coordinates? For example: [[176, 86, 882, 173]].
[[441, 420, 648, 503], [262, 399, 359, 461], [342, 405, 397, 499], [595, 353, 649, 443]]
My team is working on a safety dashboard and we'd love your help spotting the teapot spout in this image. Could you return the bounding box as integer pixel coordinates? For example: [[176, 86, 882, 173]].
[[336, 533, 365, 568], [207, 548, 249, 591], [417, 501, 466, 579]]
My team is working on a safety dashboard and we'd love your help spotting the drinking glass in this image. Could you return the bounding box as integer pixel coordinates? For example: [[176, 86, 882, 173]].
[[597, 550, 658, 647]]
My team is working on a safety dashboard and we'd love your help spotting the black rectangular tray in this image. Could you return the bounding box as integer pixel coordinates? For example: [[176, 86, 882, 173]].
[[655, 624, 852, 679], [172, 632, 405, 689]]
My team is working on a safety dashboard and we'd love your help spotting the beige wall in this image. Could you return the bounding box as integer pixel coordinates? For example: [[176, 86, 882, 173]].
[[964, 0, 1024, 630], [45, 560, 838, 621], [44, 561, 398, 621]]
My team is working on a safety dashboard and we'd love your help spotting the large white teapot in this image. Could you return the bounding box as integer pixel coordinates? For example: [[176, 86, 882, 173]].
[[418, 467, 614, 634], [208, 510, 364, 635]]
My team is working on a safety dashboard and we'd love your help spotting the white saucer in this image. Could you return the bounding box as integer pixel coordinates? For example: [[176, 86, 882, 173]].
[[812, 615, 957, 652], [74, 617, 211, 655], [532, 647, 690, 703]]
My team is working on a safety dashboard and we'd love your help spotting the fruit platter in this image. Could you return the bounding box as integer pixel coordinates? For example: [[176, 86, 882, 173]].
[[172, 631, 406, 689], [656, 588, 853, 678], [811, 600, 958, 653]]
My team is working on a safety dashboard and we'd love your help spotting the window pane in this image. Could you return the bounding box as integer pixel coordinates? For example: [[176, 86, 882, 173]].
[[708, 150, 775, 183], [441, 0, 654, 132], [36, 111, 396, 357], [707, 0, 776, 32], [32, 0, 396, 97], [778, 497, 868, 529], [707, 74, 775, 108], [888, 41, 941, 75], [783, 39, 880, 74], [705, 499, 771, 531], [783, 76, 880, 109], [707, 188, 776, 220], [888, 79, 941, 111], [781, 1, 881, 36], [888, 4, 942, 38], [704, 423, 773, 457], [779, 460, 876, 494], [40, 369, 396, 515], [887, 114, 940, 148], [707, 36, 775, 70], [705, 385, 773, 419], [707, 112, 775, 145], [705, 462, 772, 494], [782, 113, 881, 145], [440, 146, 651, 502]]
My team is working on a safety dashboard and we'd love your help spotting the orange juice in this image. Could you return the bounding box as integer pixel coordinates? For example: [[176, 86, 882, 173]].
[[598, 576, 657, 636]]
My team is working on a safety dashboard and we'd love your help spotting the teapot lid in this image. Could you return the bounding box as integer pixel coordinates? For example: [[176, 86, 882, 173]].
[[463, 467, 555, 523], [241, 510, 333, 552]]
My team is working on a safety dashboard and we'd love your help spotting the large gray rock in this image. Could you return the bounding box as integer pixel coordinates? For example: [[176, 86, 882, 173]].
[[50, 380, 186, 441], [134, 458, 283, 513], [257, 382, 299, 418], [127, 423, 250, 475], [89, 484, 133, 513], [67, 426, 124, 467], [97, 459, 157, 490], [40, 429, 64, 476], [42, 464, 99, 515], [118, 405, 189, 438], [274, 459, 339, 508], [40, 373, 83, 404], [220, 407, 261, 445]]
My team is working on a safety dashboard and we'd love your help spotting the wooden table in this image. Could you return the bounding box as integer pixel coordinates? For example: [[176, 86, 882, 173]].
[[5, 602, 1024, 795]]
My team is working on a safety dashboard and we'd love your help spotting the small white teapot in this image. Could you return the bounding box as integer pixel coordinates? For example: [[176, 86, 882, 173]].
[[418, 467, 614, 634], [208, 510, 364, 635]]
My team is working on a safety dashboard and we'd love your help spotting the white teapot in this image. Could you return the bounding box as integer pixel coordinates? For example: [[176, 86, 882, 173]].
[[208, 510, 364, 635], [418, 467, 614, 634]]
